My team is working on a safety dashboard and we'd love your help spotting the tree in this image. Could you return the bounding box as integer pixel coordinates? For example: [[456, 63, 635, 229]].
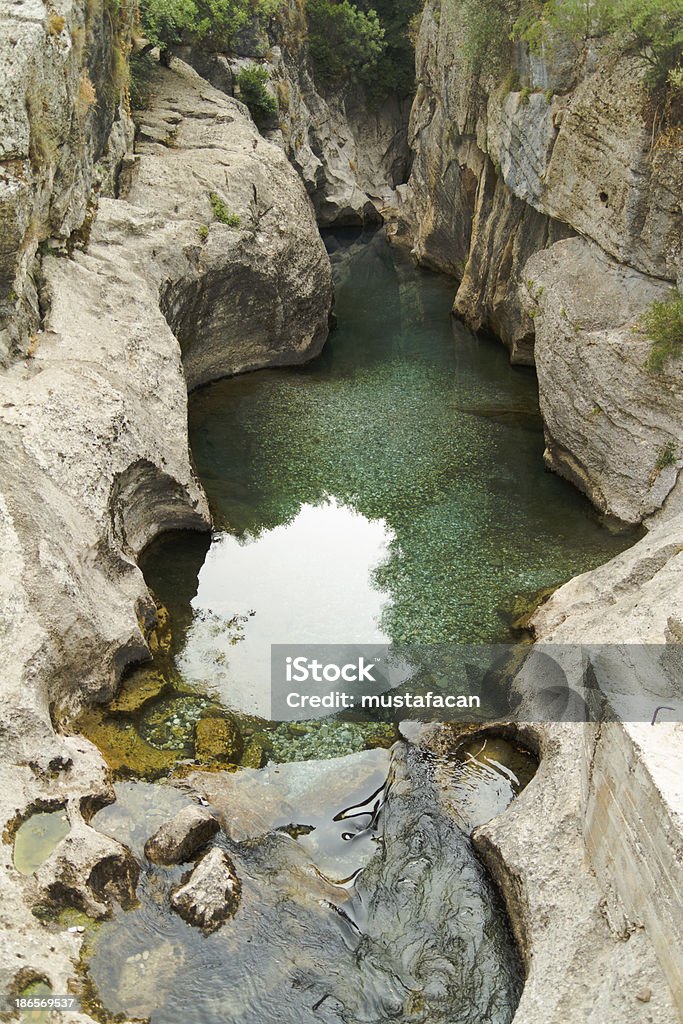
[[305, 0, 386, 88]]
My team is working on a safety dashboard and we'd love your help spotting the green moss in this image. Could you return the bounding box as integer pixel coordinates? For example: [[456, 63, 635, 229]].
[[197, 224, 209, 242], [194, 713, 244, 765]]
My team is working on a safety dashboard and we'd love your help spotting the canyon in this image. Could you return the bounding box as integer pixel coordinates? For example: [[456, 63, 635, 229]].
[[0, 0, 681, 1020]]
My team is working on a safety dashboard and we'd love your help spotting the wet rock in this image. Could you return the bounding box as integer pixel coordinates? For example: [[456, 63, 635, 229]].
[[109, 667, 171, 714], [171, 847, 241, 932], [195, 715, 244, 766], [144, 805, 219, 865], [240, 738, 266, 769], [35, 821, 139, 919]]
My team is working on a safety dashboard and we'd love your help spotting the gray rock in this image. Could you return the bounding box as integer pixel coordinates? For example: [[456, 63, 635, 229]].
[[521, 237, 682, 524], [144, 805, 219, 864], [171, 847, 241, 932]]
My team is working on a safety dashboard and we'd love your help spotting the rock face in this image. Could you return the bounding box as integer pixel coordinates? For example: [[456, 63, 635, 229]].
[[522, 238, 682, 524], [178, 0, 413, 227], [0, 0, 133, 363], [171, 847, 241, 932], [269, 1, 412, 226], [118, 60, 333, 389], [144, 805, 219, 865], [400, 1, 683, 522], [0, 50, 331, 1011]]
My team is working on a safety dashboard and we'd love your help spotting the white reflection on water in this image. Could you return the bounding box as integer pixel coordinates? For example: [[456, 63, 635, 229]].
[[176, 498, 394, 717]]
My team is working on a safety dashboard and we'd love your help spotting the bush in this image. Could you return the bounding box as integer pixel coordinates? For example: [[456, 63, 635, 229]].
[[305, 0, 385, 88], [640, 289, 683, 372], [139, 0, 280, 58], [236, 64, 278, 125], [514, 0, 683, 89]]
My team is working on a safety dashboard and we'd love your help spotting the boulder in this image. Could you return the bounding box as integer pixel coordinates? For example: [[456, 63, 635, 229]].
[[144, 805, 219, 865], [171, 847, 241, 932]]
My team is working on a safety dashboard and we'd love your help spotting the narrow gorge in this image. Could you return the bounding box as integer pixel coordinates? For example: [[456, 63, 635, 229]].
[[0, 0, 681, 1022]]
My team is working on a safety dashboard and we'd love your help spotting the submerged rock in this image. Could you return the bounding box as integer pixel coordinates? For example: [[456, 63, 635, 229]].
[[194, 714, 244, 766], [144, 805, 219, 865], [171, 847, 241, 932]]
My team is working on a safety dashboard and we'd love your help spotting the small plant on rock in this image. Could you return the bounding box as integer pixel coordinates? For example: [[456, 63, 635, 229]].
[[235, 64, 278, 127], [209, 192, 240, 227], [655, 441, 678, 472], [640, 288, 683, 372]]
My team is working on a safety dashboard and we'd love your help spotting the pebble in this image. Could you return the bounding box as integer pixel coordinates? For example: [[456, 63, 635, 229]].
[[635, 988, 652, 1004], [67, 926, 85, 933]]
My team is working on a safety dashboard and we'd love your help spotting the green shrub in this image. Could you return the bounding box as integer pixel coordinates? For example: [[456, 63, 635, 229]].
[[655, 441, 678, 471], [197, 223, 209, 240], [139, 0, 281, 59], [460, 0, 516, 74], [209, 191, 241, 226], [306, 0, 385, 88], [514, 0, 683, 90], [236, 64, 278, 125], [640, 289, 683, 372]]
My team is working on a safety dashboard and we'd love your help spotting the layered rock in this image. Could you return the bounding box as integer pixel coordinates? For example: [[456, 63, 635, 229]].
[[0, 0, 133, 363], [178, 0, 413, 226], [522, 238, 682, 524], [400, 0, 683, 524], [0, 53, 331, 1011]]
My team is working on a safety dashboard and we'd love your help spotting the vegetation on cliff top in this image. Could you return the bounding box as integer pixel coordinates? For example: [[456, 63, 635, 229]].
[[139, 0, 279, 57], [305, 0, 423, 98], [513, 0, 683, 90]]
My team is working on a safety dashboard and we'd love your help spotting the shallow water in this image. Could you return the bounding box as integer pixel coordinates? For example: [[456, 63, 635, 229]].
[[13, 810, 69, 875], [142, 230, 630, 725], [88, 741, 534, 1023]]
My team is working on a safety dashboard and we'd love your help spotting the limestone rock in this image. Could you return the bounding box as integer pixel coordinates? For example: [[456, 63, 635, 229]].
[[144, 805, 219, 865], [521, 237, 682, 524], [0, 0, 134, 363], [171, 847, 241, 932], [35, 820, 139, 919], [403, 1, 682, 390]]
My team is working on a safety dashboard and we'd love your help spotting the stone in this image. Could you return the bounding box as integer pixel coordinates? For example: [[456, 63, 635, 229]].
[[144, 805, 219, 865], [636, 988, 652, 1003], [521, 237, 682, 525], [170, 847, 241, 932], [194, 715, 244, 765]]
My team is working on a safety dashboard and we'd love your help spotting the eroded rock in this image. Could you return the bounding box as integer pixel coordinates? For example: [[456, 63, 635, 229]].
[[144, 805, 219, 865], [171, 847, 241, 932]]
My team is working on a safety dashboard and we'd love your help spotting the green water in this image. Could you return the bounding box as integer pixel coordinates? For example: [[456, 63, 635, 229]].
[[13, 810, 69, 875], [142, 229, 631, 720]]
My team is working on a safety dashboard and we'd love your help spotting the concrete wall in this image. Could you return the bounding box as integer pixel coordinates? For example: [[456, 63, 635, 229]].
[[582, 722, 683, 1011]]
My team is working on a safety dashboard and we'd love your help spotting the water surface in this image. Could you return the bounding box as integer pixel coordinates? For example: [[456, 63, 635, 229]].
[[142, 230, 630, 719]]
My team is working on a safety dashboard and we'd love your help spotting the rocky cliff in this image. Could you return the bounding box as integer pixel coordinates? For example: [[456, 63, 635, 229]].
[[398, 0, 683, 525], [0, 36, 332, 1008], [0, 0, 134, 364], [176, 0, 413, 227]]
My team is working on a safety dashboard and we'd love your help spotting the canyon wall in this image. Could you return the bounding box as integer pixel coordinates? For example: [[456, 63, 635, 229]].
[[398, 0, 683, 526], [177, 0, 413, 227], [0, 24, 332, 1007]]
